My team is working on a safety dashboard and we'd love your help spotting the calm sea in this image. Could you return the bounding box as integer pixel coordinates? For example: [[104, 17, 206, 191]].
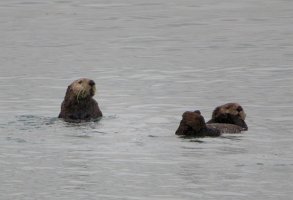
[[1, 0, 293, 199]]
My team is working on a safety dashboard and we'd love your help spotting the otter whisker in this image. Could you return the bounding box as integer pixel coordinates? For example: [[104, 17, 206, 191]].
[[58, 78, 103, 121], [81, 89, 86, 98], [76, 89, 82, 103], [93, 86, 96, 95]]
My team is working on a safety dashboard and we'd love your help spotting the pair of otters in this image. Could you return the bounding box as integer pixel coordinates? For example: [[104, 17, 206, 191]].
[[58, 78, 248, 137]]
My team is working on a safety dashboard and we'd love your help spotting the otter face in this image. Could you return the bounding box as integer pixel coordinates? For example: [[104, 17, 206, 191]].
[[68, 78, 96, 100], [175, 111, 206, 135], [212, 103, 248, 130], [59, 78, 103, 121]]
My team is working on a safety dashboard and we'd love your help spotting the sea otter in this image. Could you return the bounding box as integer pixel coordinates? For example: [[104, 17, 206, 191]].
[[175, 110, 221, 137], [58, 78, 102, 122], [207, 103, 248, 131], [175, 110, 245, 137]]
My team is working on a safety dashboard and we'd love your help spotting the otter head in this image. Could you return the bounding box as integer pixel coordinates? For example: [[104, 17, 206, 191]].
[[211, 103, 248, 130], [175, 110, 206, 136], [65, 78, 96, 102]]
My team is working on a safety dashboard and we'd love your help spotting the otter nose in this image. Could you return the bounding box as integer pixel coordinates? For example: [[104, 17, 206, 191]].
[[89, 80, 95, 86]]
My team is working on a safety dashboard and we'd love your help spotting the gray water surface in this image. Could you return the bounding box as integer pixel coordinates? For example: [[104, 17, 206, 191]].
[[1, 0, 293, 199]]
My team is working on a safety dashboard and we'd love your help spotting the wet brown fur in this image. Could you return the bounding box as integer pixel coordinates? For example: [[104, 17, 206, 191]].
[[58, 78, 102, 122], [207, 103, 248, 131], [175, 111, 221, 137]]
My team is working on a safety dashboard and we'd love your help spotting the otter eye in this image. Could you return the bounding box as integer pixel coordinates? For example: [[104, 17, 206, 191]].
[[78, 80, 82, 84]]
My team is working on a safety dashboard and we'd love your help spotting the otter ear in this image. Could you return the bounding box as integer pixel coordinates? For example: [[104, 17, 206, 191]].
[[182, 111, 191, 118], [194, 110, 201, 114]]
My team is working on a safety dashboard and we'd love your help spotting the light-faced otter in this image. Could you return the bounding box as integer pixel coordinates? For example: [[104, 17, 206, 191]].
[[207, 103, 248, 131], [58, 78, 102, 122], [175, 111, 221, 137]]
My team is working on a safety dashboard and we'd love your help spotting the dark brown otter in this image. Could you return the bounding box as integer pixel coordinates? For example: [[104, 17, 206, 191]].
[[175, 111, 221, 137], [58, 78, 102, 122], [207, 103, 248, 131]]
